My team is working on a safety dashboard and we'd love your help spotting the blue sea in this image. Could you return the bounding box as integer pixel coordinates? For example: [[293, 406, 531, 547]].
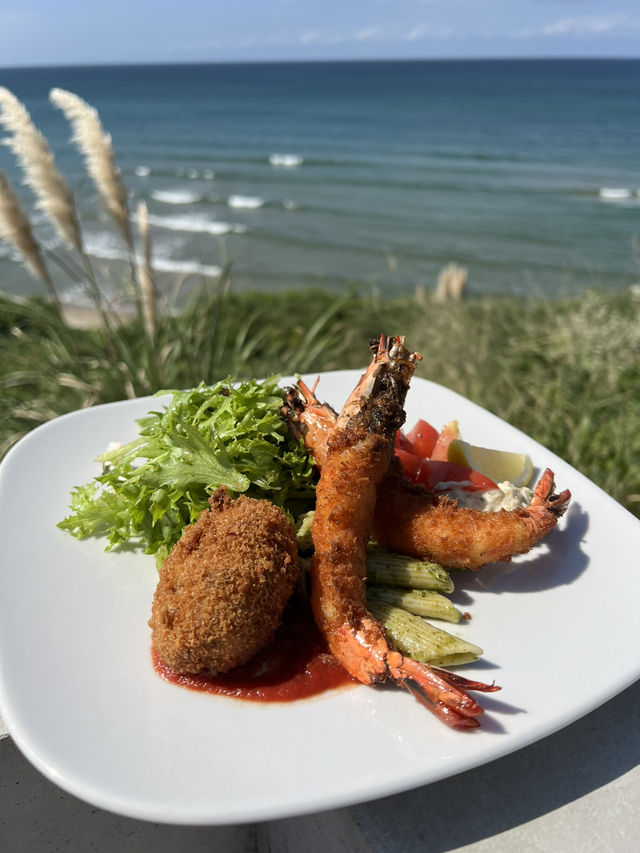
[[1, 59, 639, 303]]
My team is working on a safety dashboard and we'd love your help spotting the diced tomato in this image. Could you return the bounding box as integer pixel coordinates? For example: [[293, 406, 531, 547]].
[[430, 420, 460, 461], [394, 447, 422, 479], [405, 419, 439, 459], [394, 429, 415, 454], [414, 460, 498, 492]]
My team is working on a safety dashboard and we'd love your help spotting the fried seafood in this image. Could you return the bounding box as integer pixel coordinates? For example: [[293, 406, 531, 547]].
[[283, 378, 571, 570], [149, 488, 299, 675], [283, 377, 337, 470], [373, 465, 569, 569], [310, 335, 498, 728]]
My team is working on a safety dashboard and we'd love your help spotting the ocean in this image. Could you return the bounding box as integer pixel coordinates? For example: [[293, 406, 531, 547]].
[[1, 59, 639, 303]]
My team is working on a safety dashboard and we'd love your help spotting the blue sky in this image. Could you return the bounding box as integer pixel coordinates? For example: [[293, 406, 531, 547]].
[[1, 1, 639, 66]]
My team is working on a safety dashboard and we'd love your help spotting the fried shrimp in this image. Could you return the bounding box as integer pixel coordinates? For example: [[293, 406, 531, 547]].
[[149, 488, 299, 675], [282, 378, 571, 570], [373, 464, 569, 569], [310, 335, 498, 728]]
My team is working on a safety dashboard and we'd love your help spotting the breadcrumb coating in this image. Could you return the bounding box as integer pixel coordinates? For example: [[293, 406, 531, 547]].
[[149, 488, 299, 674]]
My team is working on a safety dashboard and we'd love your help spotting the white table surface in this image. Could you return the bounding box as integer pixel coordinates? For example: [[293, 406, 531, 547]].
[[2, 675, 639, 852]]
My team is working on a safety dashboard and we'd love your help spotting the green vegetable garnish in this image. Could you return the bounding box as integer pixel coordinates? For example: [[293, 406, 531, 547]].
[[58, 377, 316, 559]]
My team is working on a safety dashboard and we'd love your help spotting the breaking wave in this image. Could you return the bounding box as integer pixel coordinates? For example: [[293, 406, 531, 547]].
[[228, 194, 264, 209], [152, 189, 203, 204], [83, 231, 222, 278], [151, 257, 221, 277], [269, 153, 303, 168], [147, 213, 246, 235], [599, 187, 638, 202]]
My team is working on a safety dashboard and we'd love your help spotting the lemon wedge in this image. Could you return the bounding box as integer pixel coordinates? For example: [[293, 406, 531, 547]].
[[447, 439, 534, 487]]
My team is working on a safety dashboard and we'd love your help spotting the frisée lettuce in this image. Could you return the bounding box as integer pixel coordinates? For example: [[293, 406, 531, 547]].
[[58, 377, 317, 561]]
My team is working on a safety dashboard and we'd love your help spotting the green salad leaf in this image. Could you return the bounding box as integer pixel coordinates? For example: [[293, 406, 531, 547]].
[[58, 376, 317, 558]]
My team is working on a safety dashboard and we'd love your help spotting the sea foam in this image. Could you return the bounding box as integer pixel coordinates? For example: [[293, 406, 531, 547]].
[[151, 257, 221, 277], [135, 165, 151, 177], [152, 189, 203, 204], [83, 232, 130, 264], [147, 213, 246, 235], [269, 153, 303, 168], [228, 194, 265, 209], [84, 231, 221, 278], [599, 187, 633, 201]]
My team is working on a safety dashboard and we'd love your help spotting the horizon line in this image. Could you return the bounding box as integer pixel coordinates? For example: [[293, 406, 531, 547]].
[[2, 55, 639, 71]]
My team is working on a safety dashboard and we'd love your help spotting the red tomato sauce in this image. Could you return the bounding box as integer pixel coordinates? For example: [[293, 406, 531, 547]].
[[152, 596, 356, 702]]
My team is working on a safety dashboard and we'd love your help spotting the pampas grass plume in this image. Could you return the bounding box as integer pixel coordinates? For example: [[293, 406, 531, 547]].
[[434, 263, 468, 302], [0, 169, 56, 293], [49, 87, 133, 252], [135, 201, 157, 340], [0, 87, 82, 252]]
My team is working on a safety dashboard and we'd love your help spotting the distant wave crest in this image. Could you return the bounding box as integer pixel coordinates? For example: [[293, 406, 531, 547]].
[[84, 233, 133, 265], [147, 213, 246, 235], [152, 189, 203, 204], [172, 168, 215, 180], [269, 153, 303, 168], [84, 231, 222, 278], [228, 194, 265, 209], [152, 257, 221, 277], [599, 187, 637, 202]]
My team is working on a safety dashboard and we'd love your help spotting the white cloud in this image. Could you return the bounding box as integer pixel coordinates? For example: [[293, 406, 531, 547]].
[[404, 23, 453, 41], [352, 21, 454, 43], [543, 14, 639, 36], [184, 22, 458, 53], [406, 24, 427, 41], [298, 30, 323, 45], [355, 26, 384, 42]]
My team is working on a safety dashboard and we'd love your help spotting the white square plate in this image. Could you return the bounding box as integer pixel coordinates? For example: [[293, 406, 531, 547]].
[[0, 371, 639, 824]]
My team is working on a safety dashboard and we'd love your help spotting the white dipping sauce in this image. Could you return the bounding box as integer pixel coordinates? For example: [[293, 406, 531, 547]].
[[435, 481, 534, 511]]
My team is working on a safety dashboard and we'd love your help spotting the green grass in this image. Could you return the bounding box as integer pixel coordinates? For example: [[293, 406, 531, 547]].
[[1, 283, 639, 518]]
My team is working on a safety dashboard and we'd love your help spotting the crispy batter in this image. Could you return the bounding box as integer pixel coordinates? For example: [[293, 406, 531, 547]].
[[309, 335, 493, 728], [283, 383, 571, 570], [149, 488, 299, 675], [373, 464, 570, 569]]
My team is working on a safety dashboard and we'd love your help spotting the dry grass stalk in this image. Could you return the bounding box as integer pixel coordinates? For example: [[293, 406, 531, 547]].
[[0, 87, 82, 252], [49, 88, 133, 253], [135, 201, 157, 340], [0, 169, 57, 296], [413, 282, 428, 307], [434, 263, 468, 302]]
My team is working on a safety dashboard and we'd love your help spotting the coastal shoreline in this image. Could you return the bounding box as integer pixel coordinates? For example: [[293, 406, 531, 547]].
[[1, 59, 639, 302], [61, 303, 137, 330]]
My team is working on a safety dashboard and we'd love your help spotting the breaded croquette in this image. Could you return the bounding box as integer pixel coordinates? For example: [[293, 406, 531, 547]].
[[149, 488, 299, 675]]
